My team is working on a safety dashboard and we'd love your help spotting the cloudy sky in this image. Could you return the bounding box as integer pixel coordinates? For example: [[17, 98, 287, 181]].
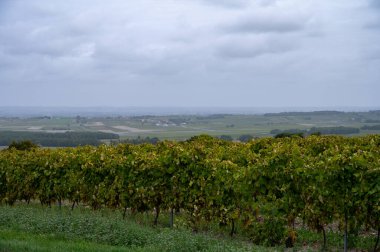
[[0, 0, 379, 108]]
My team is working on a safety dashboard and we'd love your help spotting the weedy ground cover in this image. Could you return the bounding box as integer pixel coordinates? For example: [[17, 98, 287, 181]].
[[0, 204, 377, 251], [0, 204, 265, 252]]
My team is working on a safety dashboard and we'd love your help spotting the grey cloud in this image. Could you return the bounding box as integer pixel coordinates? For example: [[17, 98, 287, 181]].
[[0, 26, 87, 58], [198, 0, 249, 8], [370, 0, 380, 9], [0, 0, 11, 19], [198, 0, 279, 8], [140, 60, 185, 76], [222, 14, 306, 34], [0, 50, 16, 69], [0, 9, 94, 59], [366, 50, 380, 61], [365, 0, 380, 29], [365, 21, 380, 29], [217, 37, 295, 59], [0, 0, 379, 108], [257, 0, 278, 6]]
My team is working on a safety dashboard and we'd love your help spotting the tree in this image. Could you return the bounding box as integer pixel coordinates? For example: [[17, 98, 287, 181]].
[[8, 140, 39, 151], [219, 135, 233, 141], [238, 134, 254, 142]]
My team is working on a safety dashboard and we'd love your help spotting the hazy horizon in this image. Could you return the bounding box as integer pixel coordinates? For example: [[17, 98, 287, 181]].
[[1, 0, 379, 108], [1, 105, 379, 117]]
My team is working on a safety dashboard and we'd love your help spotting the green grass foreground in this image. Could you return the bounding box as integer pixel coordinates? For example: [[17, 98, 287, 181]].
[[0, 229, 133, 252], [0, 204, 266, 252], [0, 204, 377, 251]]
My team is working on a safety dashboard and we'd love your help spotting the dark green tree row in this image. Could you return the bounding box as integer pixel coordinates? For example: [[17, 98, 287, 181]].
[[362, 124, 380, 130], [271, 126, 360, 136], [0, 135, 379, 249], [0, 131, 119, 147], [118, 136, 160, 145]]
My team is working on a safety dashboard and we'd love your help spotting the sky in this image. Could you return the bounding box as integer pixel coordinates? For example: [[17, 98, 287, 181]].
[[0, 0, 379, 108]]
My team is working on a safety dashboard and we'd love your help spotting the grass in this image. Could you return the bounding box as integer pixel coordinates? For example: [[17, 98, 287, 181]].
[[0, 204, 378, 251], [0, 204, 267, 252], [0, 229, 132, 252], [293, 228, 377, 251]]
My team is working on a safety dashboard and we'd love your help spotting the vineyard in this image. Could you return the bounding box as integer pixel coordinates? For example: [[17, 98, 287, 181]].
[[0, 135, 379, 250]]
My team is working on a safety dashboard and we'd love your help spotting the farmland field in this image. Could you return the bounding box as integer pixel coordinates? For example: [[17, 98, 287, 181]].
[[1, 110, 380, 145]]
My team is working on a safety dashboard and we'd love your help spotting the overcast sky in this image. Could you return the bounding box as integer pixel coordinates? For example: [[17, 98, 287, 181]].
[[0, 0, 379, 108]]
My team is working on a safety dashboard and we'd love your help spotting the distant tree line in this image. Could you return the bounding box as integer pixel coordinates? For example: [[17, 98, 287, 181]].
[[215, 134, 256, 142], [274, 132, 305, 138], [0, 131, 119, 147], [7, 140, 39, 150], [310, 126, 359, 135], [270, 129, 305, 135], [264, 111, 345, 117], [238, 134, 254, 142], [116, 134, 257, 145], [364, 119, 380, 123], [119, 136, 160, 145], [271, 126, 360, 136], [361, 125, 380, 130], [196, 114, 228, 120], [218, 135, 233, 141]]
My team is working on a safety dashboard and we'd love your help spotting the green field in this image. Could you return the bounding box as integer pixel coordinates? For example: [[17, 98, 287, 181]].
[[1, 111, 380, 144]]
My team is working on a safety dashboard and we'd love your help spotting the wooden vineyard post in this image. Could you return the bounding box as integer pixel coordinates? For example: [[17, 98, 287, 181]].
[[344, 213, 348, 252], [169, 208, 174, 228]]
